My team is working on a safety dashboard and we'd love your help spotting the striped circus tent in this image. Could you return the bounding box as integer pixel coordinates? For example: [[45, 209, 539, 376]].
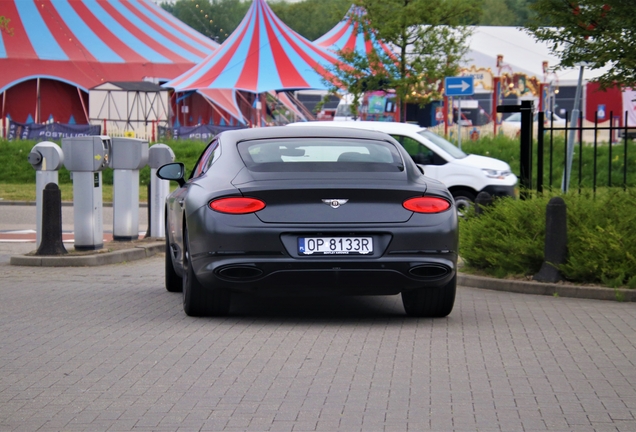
[[0, 0, 219, 124], [197, 89, 246, 124], [165, 0, 339, 94], [315, 5, 394, 60]]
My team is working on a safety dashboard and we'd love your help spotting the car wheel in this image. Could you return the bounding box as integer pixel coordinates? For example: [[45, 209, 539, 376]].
[[452, 191, 475, 217], [182, 226, 231, 317], [401, 275, 456, 318], [165, 229, 183, 293]]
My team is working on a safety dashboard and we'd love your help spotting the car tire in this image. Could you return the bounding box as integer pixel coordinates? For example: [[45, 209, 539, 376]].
[[182, 226, 231, 317], [452, 191, 475, 216], [401, 274, 456, 318], [165, 231, 183, 293]]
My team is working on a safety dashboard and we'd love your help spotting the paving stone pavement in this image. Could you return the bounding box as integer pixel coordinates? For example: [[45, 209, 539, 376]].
[[1, 257, 635, 432]]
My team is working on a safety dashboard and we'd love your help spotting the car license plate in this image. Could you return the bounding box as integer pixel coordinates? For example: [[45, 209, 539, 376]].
[[298, 237, 373, 255]]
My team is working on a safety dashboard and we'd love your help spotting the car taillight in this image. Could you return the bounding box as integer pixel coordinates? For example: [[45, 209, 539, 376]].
[[209, 197, 266, 214], [403, 196, 451, 213]]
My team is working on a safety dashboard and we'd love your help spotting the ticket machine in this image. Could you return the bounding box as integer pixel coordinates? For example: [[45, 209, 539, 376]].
[[110, 138, 149, 241], [62, 136, 111, 250], [148, 144, 175, 238]]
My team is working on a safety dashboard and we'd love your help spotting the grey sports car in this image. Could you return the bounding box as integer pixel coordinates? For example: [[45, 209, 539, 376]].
[[157, 126, 458, 317]]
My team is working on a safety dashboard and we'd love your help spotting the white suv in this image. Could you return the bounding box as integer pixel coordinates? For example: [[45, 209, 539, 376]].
[[288, 121, 517, 211]]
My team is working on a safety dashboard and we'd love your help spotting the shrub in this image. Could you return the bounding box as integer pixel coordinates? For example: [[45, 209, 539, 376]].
[[559, 190, 636, 288], [459, 195, 547, 278], [460, 190, 636, 287]]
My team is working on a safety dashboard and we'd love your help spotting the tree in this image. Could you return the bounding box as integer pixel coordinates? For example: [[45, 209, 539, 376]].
[[478, 0, 519, 26], [526, 0, 636, 88], [270, 0, 351, 41], [505, 0, 538, 25], [160, 0, 350, 44], [160, 0, 250, 43], [318, 43, 396, 119], [319, 0, 479, 122], [1, 16, 13, 36]]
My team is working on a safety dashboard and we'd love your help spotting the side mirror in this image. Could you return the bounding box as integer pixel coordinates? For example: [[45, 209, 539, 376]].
[[156, 162, 185, 187]]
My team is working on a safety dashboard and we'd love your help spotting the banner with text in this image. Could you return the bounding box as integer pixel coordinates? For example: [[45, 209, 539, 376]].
[[8, 121, 101, 141]]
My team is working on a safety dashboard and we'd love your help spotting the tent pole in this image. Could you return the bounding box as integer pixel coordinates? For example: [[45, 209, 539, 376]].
[[201, 95, 232, 125], [235, 91, 254, 127], [36, 77, 41, 123], [256, 94, 263, 127], [2, 91, 5, 138], [77, 87, 89, 124]]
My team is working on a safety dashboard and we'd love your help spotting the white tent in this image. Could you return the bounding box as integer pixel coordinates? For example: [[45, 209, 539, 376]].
[[463, 27, 609, 87]]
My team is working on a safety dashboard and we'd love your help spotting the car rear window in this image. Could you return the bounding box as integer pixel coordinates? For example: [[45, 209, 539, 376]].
[[237, 138, 404, 172]]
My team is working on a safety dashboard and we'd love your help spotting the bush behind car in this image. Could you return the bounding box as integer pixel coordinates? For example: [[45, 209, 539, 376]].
[[0, 138, 205, 186], [4, 137, 636, 288], [460, 189, 636, 288]]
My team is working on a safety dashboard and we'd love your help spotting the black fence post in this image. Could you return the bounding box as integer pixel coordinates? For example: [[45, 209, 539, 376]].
[[36, 183, 68, 256], [497, 101, 534, 198], [145, 182, 151, 239], [474, 191, 493, 216], [533, 197, 567, 283], [519, 100, 534, 196], [537, 111, 544, 194]]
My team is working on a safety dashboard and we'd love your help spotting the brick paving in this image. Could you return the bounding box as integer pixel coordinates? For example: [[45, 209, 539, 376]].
[[1, 257, 635, 431]]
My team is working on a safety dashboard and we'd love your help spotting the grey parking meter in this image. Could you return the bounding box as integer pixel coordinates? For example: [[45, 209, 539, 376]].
[[148, 144, 175, 237], [62, 136, 111, 250], [28, 141, 64, 248], [110, 138, 149, 241]]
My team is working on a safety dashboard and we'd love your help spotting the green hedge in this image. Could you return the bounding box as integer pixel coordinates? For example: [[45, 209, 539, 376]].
[[460, 190, 636, 288], [4, 135, 634, 189], [0, 139, 206, 185], [4, 137, 636, 287]]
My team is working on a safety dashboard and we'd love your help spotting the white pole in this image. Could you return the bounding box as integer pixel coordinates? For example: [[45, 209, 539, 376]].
[[562, 65, 584, 192], [457, 97, 462, 150]]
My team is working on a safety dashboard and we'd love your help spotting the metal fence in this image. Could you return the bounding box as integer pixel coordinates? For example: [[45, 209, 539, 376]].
[[537, 111, 635, 194], [498, 101, 635, 195]]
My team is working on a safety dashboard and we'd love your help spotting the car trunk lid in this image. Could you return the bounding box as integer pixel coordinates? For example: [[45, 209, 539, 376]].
[[234, 178, 426, 224]]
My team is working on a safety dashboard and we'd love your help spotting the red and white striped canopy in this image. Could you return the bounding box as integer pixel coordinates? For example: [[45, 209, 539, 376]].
[[0, 0, 219, 93], [197, 89, 245, 124], [165, 0, 339, 94], [315, 6, 394, 60]]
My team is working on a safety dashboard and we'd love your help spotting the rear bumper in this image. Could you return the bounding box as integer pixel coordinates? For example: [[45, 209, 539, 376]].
[[182, 203, 458, 295], [192, 254, 457, 295]]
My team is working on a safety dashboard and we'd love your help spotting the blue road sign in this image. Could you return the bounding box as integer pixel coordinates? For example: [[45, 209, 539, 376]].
[[444, 76, 474, 97]]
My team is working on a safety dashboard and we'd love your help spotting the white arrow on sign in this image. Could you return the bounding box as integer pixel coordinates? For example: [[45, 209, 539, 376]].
[[448, 80, 471, 92]]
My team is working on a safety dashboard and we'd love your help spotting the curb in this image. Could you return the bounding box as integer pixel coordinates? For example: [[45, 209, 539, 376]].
[[0, 200, 148, 208], [8, 246, 634, 302], [458, 273, 636, 302], [9, 242, 163, 267]]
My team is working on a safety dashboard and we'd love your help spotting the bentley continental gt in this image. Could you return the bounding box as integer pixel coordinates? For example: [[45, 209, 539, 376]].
[[157, 126, 458, 317]]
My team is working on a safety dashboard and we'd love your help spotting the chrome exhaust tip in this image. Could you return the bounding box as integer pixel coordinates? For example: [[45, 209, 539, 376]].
[[217, 265, 263, 280], [409, 264, 451, 279]]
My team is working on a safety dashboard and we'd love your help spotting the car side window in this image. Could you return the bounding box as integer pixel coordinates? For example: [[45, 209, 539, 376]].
[[191, 139, 221, 179], [391, 134, 438, 165]]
